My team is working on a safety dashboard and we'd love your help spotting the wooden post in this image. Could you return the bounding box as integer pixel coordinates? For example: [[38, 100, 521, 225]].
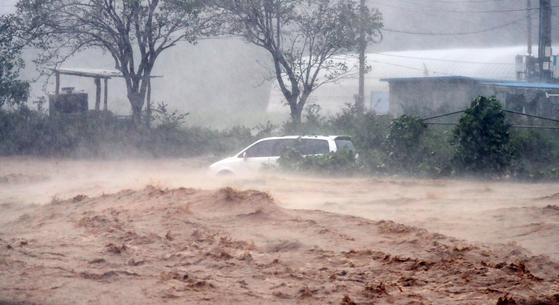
[[146, 77, 151, 128], [103, 78, 108, 112], [52, 71, 60, 116], [55, 71, 60, 97], [539, 0, 552, 82], [527, 0, 532, 56], [357, 0, 366, 112], [94, 77, 101, 110]]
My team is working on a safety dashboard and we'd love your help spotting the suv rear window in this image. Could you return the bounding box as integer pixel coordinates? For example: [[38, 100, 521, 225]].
[[300, 139, 330, 155], [335, 138, 356, 153]]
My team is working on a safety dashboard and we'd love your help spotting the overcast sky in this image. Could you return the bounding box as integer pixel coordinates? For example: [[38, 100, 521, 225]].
[[0, 0, 17, 15]]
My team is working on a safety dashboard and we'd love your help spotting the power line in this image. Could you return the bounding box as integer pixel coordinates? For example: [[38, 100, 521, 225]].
[[368, 0, 536, 14], [399, 0, 507, 3], [383, 13, 533, 36], [425, 6, 558, 14], [369, 2, 500, 28], [367, 59, 458, 76], [370, 52, 515, 65]]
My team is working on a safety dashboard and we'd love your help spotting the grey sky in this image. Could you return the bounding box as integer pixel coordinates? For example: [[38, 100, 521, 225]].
[[0, 0, 17, 15]]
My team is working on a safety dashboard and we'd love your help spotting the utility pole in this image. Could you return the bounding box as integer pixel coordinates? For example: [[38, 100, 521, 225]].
[[527, 0, 532, 56], [357, 0, 366, 112], [538, 0, 552, 82]]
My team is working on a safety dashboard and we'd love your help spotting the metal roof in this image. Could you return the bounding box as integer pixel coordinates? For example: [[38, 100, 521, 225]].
[[480, 81, 559, 89], [51, 68, 162, 78], [380, 76, 517, 83], [52, 68, 123, 78], [380, 75, 559, 89]]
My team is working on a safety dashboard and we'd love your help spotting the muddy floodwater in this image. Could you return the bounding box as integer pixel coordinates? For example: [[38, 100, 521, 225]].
[[1, 157, 559, 304]]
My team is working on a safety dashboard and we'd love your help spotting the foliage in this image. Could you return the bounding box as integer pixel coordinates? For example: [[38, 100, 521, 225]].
[[508, 129, 559, 181], [253, 120, 279, 139], [281, 104, 327, 135], [277, 140, 358, 176], [382, 114, 427, 173], [0, 14, 30, 108], [0, 106, 255, 158], [217, 0, 383, 124], [17, 0, 212, 127], [327, 104, 390, 172], [413, 126, 454, 177], [152, 102, 189, 130], [2, 89, 559, 180], [451, 96, 512, 176]]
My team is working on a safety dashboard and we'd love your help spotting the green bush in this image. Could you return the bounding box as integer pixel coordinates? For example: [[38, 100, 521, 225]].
[[451, 96, 512, 177], [327, 104, 391, 173], [277, 141, 358, 176], [0, 105, 256, 158], [382, 114, 428, 173], [4, 96, 559, 180], [281, 104, 327, 135], [415, 126, 454, 177], [508, 129, 559, 180]]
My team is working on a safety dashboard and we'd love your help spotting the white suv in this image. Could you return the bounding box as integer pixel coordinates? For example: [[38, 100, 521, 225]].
[[207, 135, 356, 176]]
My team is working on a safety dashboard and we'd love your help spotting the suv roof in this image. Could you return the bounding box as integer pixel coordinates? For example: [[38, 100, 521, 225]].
[[261, 135, 351, 140]]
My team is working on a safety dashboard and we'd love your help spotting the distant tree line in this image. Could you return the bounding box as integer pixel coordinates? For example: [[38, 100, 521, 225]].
[[2, 94, 559, 181]]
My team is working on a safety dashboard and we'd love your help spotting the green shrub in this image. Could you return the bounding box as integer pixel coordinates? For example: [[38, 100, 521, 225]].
[[0, 105, 256, 158], [451, 96, 512, 176], [277, 141, 358, 176], [326, 104, 391, 173], [281, 104, 327, 135], [508, 129, 559, 180], [415, 126, 454, 177], [382, 114, 428, 173]]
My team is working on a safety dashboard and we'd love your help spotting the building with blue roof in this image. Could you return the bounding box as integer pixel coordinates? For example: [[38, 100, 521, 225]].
[[381, 76, 559, 118]]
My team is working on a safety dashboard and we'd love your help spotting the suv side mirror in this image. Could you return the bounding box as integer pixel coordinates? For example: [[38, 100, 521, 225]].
[[243, 152, 247, 160]]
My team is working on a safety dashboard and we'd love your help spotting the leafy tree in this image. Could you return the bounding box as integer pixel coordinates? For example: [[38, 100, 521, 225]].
[[216, 0, 383, 124], [452, 96, 512, 176], [16, 0, 212, 127], [0, 14, 30, 108]]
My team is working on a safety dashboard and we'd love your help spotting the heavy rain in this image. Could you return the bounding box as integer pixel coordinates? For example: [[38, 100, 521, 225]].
[[1, 0, 559, 304]]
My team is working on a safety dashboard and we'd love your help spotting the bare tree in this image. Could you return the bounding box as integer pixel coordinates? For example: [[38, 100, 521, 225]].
[[17, 0, 212, 127], [216, 0, 382, 124]]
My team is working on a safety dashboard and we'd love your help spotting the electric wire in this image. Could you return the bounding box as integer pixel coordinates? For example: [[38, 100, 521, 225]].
[[383, 13, 534, 36], [370, 52, 515, 65], [370, 0, 554, 14], [368, 0, 539, 14], [367, 59, 458, 77]]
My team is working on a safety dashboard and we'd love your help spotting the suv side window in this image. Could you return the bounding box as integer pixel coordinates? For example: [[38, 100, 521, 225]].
[[301, 139, 330, 155], [243, 140, 275, 158], [271, 139, 296, 157], [334, 138, 356, 152]]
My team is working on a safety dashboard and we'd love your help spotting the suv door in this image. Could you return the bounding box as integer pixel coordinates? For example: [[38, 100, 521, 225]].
[[234, 139, 276, 174], [268, 139, 296, 165]]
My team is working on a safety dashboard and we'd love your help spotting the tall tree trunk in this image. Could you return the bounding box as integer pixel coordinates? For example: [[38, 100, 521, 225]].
[[290, 95, 314, 126], [128, 92, 144, 128]]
